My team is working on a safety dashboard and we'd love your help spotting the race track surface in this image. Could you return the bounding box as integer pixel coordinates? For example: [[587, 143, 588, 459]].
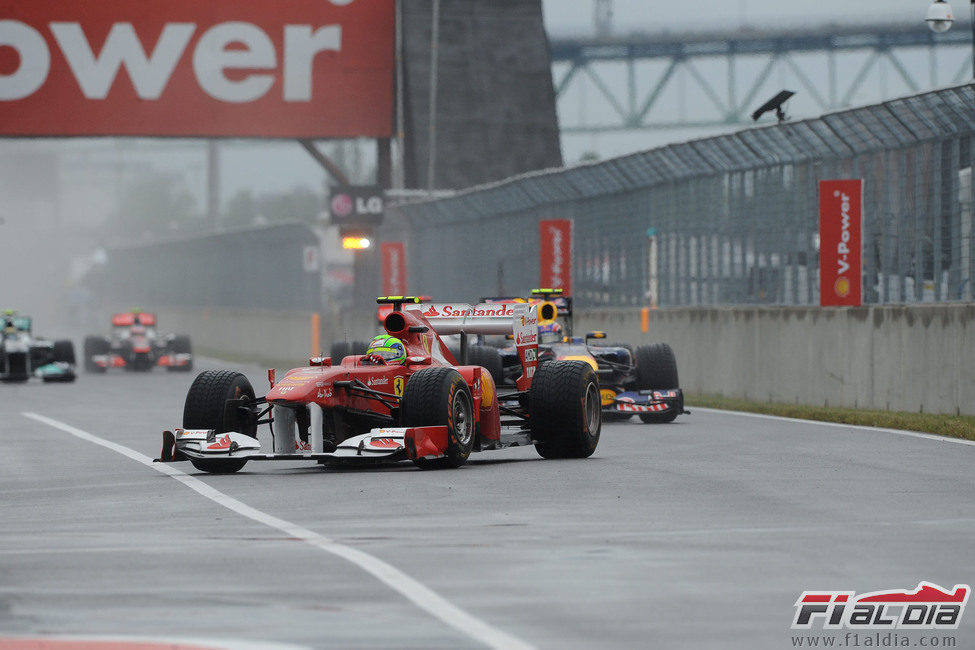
[[2, 358, 974, 649]]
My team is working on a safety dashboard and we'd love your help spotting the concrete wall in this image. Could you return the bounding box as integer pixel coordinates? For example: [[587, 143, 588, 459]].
[[158, 303, 975, 416], [576, 304, 975, 416]]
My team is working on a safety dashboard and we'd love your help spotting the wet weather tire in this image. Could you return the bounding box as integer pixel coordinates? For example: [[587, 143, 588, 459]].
[[400, 367, 475, 469], [635, 343, 679, 390], [635, 343, 681, 423], [467, 344, 504, 386], [83, 336, 109, 373], [529, 360, 601, 459], [53, 340, 76, 365], [182, 370, 256, 473], [167, 335, 193, 372]]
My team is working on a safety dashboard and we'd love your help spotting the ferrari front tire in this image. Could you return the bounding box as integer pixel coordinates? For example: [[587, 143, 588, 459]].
[[182, 370, 256, 474], [400, 367, 475, 469]]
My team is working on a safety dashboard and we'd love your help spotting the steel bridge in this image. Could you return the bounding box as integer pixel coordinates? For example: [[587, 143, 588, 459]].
[[551, 22, 973, 133]]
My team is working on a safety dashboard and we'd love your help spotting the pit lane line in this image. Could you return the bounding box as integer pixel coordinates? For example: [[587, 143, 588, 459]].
[[691, 407, 975, 446], [22, 412, 536, 650]]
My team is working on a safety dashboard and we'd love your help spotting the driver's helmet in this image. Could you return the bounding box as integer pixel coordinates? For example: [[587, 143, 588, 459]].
[[538, 322, 563, 344], [366, 334, 407, 365], [131, 324, 146, 335]]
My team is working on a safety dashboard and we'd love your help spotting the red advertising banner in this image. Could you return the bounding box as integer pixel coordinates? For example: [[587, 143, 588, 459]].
[[380, 241, 406, 296], [0, 0, 394, 138], [819, 179, 863, 306], [539, 219, 572, 295]]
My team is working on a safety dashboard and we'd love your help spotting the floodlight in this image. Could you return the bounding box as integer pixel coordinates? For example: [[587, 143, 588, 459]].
[[751, 90, 796, 123]]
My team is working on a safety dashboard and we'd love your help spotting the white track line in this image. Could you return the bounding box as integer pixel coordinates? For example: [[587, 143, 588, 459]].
[[22, 412, 535, 650], [691, 407, 975, 446]]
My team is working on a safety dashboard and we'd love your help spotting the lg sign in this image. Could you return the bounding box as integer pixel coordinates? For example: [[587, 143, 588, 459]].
[[0, 1, 394, 138], [329, 185, 385, 225]]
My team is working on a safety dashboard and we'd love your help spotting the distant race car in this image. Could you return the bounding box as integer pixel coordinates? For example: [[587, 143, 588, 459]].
[[157, 296, 600, 474], [474, 290, 686, 423], [0, 310, 76, 383], [83, 311, 193, 373]]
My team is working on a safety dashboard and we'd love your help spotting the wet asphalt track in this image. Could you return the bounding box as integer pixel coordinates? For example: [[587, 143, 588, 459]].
[[1, 357, 974, 650]]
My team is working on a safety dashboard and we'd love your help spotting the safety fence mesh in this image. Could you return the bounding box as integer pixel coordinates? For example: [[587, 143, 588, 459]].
[[388, 83, 974, 307]]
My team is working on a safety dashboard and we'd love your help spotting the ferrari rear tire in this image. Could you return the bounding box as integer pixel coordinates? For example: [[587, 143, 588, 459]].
[[530, 360, 601, 459], [400, 367, 475, 469], [182, 370, 256, 474]]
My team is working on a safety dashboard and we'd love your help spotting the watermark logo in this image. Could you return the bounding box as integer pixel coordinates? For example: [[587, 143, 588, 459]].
[[792, 582, 969, 630]]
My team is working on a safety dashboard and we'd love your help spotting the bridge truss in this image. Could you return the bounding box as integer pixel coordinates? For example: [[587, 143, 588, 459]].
[[551, 23, 973, 134]]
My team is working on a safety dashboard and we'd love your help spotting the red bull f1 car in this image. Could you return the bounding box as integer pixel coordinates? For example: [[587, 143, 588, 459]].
[[157, 296, 600, 474], [83, 311, 193, 373], [480, 290, 686, 423], [0, 310, 76, 383]]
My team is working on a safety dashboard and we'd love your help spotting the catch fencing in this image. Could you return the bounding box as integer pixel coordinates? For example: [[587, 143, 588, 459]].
[[388, 83, 974, 308]]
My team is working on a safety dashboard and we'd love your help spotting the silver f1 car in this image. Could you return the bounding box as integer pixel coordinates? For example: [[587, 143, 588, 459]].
[[0, 310, 76, 383]]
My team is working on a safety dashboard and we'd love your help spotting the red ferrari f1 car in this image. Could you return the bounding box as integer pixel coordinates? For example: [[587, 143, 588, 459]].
[[158, 297, 601, 473]]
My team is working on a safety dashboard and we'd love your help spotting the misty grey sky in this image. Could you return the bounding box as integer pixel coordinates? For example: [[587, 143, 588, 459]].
[[542, 0, 924, 36], [544, 0, 969, 160]]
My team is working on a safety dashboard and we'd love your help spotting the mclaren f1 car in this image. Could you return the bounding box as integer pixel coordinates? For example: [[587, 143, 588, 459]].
[[157, 296, 600, 473], [83, 311, 193, 373]]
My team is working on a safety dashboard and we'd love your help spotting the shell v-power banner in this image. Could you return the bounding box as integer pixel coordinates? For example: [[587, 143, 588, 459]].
[[0, 0, 394, 138], [819, 179, 863, 307]]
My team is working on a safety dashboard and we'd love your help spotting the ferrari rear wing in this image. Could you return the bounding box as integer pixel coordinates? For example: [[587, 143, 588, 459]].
[[406, 302, 529, 336], [406, 302, 539, 391]]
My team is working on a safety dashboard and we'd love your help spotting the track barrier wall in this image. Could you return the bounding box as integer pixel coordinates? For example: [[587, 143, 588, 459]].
[[149, 303, 974, 416], [577, 303, 975, 416]]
